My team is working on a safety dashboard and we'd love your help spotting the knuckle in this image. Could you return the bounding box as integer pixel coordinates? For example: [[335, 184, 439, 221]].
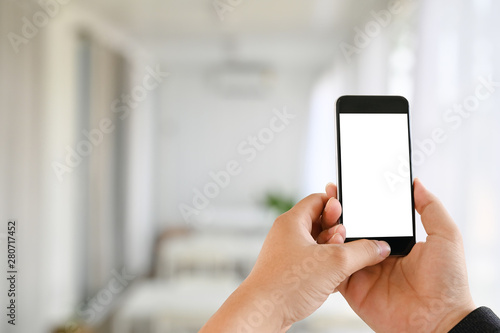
[[273, 214, 287, 228], [272, 211, 296, 230], [363, 240, 379, 255]]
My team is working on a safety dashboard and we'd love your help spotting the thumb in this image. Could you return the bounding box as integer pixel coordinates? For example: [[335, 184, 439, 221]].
[[413, 178, 460, 242], [335, 239, 391, 275]]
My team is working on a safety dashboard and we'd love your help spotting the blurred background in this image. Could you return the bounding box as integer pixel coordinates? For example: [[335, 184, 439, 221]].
[[1, 0, 500, 332]]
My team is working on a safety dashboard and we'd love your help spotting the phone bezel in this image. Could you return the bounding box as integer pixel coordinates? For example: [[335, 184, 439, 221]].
[[335, 95, 416, 256]]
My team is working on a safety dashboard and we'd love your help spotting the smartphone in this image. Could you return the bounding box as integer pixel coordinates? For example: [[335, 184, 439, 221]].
[[335, 95, 415, 256]]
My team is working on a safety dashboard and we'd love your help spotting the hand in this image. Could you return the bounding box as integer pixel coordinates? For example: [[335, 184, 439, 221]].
[[200, 192, 390, 332], [322, 179, 476, 333]]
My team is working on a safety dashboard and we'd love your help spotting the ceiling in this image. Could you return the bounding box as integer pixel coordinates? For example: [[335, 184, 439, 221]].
[[78, 0, 361, 37], [73, 0, 382, 67]]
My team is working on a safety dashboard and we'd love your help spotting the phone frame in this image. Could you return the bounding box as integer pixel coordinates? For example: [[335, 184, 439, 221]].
[[335, 95, 416, 256]]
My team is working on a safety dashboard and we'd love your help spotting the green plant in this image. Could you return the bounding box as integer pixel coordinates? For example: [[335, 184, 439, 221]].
[[263, 192, 296, 214]]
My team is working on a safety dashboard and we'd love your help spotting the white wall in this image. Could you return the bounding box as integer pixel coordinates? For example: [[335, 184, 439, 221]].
[[156, 65, 320, 227]]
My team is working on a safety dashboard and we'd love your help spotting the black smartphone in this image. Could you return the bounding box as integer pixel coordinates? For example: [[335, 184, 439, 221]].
[[335, 95, 415, 256]]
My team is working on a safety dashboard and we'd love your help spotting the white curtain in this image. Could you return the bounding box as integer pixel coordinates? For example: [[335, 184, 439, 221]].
[[413, 0, 500, 314]]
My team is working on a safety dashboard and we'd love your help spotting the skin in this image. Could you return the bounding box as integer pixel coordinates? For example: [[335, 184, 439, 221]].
[[200, 178, 475, 332], [324, 178, 476, 332]]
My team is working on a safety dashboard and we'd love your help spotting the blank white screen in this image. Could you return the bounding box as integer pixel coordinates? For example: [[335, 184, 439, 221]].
[[339, 113, 413, 238]]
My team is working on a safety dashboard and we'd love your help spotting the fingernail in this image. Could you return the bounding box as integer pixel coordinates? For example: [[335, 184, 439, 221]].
[[331, 233, 344, 244], [376, 241, 391, 257], [414, 177, 423, 188], [324, 197, 334, 212]]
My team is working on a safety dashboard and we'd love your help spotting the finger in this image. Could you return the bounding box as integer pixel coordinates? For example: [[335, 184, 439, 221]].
[[325, 182, 337, 198], [321, 197, 342, 230], [316, 226, 334, 244], [311, 216, 323, 240], [413, 178, 460, 241], [329, 233, 345, 245], [285, 193, 329, 233], [327, 224, 346, 244], [334, 239, 390, 275], [317, 224, 345, 244]]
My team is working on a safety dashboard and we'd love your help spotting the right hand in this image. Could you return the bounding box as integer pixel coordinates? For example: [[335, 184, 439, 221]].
[[322, 179, 476, 332]]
